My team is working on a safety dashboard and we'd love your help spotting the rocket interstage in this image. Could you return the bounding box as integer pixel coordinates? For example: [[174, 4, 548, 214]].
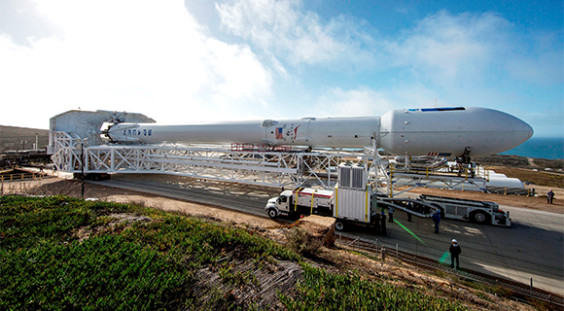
[[102, 107, 533, 157]]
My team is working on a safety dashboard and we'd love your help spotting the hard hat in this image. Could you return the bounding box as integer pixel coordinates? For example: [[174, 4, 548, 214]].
[[451, 239, 457, 243]]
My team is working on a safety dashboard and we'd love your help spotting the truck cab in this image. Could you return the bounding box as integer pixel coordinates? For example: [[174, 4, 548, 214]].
[[266, 190, 294, 218]]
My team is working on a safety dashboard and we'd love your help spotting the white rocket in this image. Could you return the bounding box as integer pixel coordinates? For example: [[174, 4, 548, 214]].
[[102, 107, 533, 157]]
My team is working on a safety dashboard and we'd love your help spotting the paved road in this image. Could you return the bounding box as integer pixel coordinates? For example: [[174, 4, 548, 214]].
[[360, 206, 563, 296], [93, 174, 564, 296], [94, 174, 277, 216]]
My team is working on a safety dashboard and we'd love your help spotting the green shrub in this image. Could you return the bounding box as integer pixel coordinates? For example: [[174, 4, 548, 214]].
[[0, 235, 192, 310], [278, 264, 468, 310], [0, 195, 297, 310], [285, 227, 323, 256]]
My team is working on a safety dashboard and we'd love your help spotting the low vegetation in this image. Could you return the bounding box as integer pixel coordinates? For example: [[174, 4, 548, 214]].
[[474, 154, 563, 170], [1, 195, 492, 310], [11, 196, 552, 310], [473, 154, 563, 187], [279, 264, 467, 310], [0, 195, 295, 310]]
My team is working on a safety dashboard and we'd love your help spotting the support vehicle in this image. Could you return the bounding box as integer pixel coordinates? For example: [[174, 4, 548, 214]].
[[419, 194, 511, 227], [266, 165, 385, 231]]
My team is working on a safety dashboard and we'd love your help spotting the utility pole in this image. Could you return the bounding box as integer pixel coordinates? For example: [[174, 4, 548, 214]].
[[81, 141, 85, 198]]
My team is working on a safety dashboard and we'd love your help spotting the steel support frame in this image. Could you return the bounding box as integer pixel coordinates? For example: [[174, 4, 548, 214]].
[[50, 131, 355, 189], [51, 131, 487, 193]]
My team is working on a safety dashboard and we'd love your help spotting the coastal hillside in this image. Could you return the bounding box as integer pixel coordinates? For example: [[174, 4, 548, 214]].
[[0, 195, 544, 310], [0, 125, 49, 151], [474, 154, 563, 170]]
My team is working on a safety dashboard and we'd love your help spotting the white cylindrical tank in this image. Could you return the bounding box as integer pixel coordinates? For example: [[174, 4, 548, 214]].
[[105, 117, 381, 148], [103, 107, 533, 157]]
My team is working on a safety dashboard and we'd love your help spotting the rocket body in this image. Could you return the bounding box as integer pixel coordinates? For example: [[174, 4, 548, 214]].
[[104, 107, 533, 157]]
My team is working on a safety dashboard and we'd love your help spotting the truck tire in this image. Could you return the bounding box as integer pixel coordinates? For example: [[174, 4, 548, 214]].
[[472, 211, 488, 224], [335, 220, 345, 231], [267, 208, 278, 219]]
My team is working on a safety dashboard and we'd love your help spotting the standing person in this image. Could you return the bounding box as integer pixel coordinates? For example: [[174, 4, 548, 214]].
[[388, 206, 394, 223], [432, 210, 441, 233], [547, 189, 555, 204], [449, 239, 461, 269], [373, 212, 381, 234], [380, 208, 387, 236]]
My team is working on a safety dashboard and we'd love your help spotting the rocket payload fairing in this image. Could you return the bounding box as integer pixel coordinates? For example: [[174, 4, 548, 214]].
[[102, 107, 533, 157]]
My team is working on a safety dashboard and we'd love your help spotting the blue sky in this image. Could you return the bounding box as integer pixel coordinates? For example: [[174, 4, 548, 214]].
[[0, 0, 562, 137]]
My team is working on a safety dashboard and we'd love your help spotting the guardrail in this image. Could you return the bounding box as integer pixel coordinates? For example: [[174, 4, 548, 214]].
[[0, 172, 46, 182], [335, 234, 564, 309]]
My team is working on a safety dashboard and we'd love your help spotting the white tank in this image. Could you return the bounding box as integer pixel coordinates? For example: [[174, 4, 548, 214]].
[[103, 107, 533, 157]]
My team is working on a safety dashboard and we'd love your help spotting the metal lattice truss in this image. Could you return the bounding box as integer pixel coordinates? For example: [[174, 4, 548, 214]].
[[51, 131, 489, 193], [375, 163, 489, 197], [50, 131, 361, 189]]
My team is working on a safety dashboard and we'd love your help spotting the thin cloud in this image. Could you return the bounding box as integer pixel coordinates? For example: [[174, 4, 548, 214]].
[[385, 11, 511, 84], [0, 0, 273, 127], [216, 0, 376, 68], [313, 87, 395, 117]]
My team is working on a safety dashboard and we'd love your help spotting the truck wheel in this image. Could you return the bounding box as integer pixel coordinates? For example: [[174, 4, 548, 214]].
[[472, 211, 488, 224], [267, 208, 278, 219], [335, 220, 345, 231]]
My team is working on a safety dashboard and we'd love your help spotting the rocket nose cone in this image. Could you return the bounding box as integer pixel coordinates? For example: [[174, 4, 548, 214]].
[[472, 107, 534, 154], [524, 122, 534, 140], [515, 118, 534, 142]]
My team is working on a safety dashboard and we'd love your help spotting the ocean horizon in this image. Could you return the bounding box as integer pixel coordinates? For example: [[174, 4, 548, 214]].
[[500, 137, 564, 160]]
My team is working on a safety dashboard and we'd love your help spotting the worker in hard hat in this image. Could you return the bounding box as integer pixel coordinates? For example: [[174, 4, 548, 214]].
[[449, 239, 462, 269]]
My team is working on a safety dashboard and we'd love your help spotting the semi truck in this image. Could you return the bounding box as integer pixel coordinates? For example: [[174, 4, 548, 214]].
[[265, 185, 383, 231], [265, 164, 510, 229], [418, 194, 511, 227], [265, 164, 441, 231], [265, 165, 384, 231]]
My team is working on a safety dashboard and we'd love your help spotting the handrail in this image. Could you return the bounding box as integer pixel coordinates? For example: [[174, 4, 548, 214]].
[[0, 172, 46, 182]]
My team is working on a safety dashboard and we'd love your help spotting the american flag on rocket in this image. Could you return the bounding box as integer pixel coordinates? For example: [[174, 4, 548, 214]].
[[275, 127, 283, 139]]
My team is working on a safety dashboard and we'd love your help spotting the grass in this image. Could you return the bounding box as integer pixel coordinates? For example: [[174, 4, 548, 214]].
[[0, 195, 295, 310], [278, 264, 468, 310], [1, 195, 473, 310]]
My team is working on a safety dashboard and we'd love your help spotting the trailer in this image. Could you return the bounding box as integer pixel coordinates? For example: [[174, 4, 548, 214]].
[[419, 194, 511, 227], [265, 164, 510, 230]]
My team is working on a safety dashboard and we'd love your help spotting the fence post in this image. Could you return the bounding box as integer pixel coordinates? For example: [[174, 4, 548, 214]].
[[396, 243, 399, 259], [530, 277, 533, 292]]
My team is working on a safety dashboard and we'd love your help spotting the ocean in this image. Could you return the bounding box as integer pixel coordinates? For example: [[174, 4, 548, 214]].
[[500, 137, 564, 160]]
